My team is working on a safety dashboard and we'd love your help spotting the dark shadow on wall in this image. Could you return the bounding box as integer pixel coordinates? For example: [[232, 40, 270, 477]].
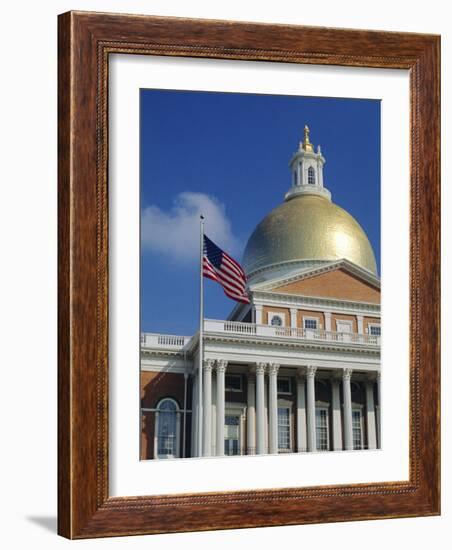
[[25, 516, 57, 533]]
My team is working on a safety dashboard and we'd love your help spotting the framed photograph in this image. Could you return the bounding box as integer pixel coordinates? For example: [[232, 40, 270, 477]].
[[58, 11, 440, 538]]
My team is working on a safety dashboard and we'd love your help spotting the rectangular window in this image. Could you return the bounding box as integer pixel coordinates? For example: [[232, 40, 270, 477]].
[[304, 318, 318, 330], [369, 324, 381, 336], [352, 409, 363, 450], [315, 408, 329, 451], [278, 407, 291, 451], [224, 415, 240, 456], [277, 377, 291, 395], [225, 374, 242, 392]]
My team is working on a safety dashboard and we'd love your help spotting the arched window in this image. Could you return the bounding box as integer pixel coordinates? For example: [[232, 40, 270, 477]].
[[293, 170, 297, 186], [308, 166, 316, 185], [271, 315, 283, 327], [155, 398, 180, 459]]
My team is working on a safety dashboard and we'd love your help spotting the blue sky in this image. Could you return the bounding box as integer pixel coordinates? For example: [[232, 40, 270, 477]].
[[140, 89, 380, 335]]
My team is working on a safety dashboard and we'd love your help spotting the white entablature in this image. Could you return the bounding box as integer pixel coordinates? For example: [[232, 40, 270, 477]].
[[141, 334, 380, 374]]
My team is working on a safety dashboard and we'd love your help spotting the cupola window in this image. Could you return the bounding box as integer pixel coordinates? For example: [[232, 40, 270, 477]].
[[308, 166, 316, 185]]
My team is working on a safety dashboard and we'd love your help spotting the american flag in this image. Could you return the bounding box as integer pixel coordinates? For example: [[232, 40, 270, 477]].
[[203, 235, 250, 304]]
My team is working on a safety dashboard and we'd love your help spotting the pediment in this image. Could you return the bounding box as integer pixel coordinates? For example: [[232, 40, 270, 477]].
[[251, 260, 380, 304]]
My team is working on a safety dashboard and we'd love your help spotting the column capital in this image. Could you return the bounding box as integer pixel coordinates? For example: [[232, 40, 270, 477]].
[[343, 367, 353, 380], [216, 359, 228, 372], [203, 358, 215, 372], [306, 365, 317, 378], [256, 362, 267, 374], [254, 304, 263, 311], [268, 363, 280, 376], [290, 307, 298, 314]]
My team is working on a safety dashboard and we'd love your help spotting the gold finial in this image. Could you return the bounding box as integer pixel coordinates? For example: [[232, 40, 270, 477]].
[[302, 125, 314, 152]]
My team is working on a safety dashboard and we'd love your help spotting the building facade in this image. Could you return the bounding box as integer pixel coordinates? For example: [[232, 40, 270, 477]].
[[141, 126, 381, 460]]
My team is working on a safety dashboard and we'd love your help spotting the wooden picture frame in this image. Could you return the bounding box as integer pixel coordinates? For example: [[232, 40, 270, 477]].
[[58, 11, 440, 539]]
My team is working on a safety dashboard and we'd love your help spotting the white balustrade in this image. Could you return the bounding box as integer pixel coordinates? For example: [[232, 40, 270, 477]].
[[141, 321, 380, 350], [202, 320, 380, 346], [141, 333, 191, 348]]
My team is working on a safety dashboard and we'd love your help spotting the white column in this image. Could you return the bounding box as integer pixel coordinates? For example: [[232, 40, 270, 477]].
[[268, 363, 280, 454], [255, 363, 266, 455], [215, 360, 227, 457], [264, 375, 269, 453], [255, 305, 263, 325], [296, 371, 307, 452], [211, 371, 217, 455], [343, 368, 353, 451], [331, 377, 343, 451], [247, 373, 256, 455], [357, 315, 364, 335], [290, 308, 298, 328], [366, 379, 377, 450], [202, 359, 214, 456], [324, 312, 332, 332], [191, 373, 198, 457], [306, 366, 317, 452]]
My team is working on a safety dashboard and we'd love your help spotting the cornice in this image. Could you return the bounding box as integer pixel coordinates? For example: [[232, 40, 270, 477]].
[[141, 349, 186, 358], [247, 259, 328, 283], [201, 332, 380, 357], [141, 332, 380, 358], [252, 290, 380, 314]]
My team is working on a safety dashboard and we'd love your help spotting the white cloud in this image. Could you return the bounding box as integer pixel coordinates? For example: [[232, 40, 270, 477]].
[[141, 192, 241, 263]]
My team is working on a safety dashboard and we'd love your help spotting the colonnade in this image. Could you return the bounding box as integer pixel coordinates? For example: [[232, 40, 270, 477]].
[[191, 359, 380, 457]]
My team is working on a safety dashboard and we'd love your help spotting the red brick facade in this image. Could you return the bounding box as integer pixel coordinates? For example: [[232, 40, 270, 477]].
[[274, 268, 380, 303], [141, 371, 192, 460]]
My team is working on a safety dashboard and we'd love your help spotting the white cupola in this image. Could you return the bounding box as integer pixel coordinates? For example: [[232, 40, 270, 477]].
[[285, 125, 331, 202]]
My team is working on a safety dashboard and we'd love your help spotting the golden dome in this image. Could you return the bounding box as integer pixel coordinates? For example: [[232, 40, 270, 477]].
[[243, 194, 377, 276]]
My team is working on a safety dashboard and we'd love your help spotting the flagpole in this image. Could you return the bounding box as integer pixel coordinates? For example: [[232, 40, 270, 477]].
[[198, 215, 205, 457]]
